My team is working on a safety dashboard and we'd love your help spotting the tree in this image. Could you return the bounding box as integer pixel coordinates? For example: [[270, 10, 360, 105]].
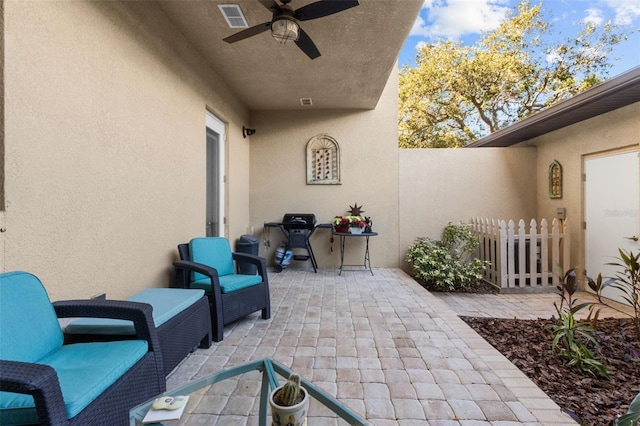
[[399, 1, 629, 148]]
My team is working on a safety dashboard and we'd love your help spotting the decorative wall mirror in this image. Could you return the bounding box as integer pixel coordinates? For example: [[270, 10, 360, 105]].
[[549, 160, 562, 199], [306, 134, 341, 185]]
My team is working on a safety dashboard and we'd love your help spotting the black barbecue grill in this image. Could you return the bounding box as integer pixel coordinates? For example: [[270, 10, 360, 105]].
[[264, 213, 318, 273]]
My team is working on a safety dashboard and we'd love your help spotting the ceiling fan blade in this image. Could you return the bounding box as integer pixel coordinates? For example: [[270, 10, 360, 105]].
[[294, 0, 359, 21], [295, 28, 321, 59], [258, 0, 280, 13], [223, 22, 271, 43]]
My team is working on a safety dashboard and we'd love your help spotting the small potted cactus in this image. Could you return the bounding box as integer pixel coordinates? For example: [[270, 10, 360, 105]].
[[269, 373, 309, 426]]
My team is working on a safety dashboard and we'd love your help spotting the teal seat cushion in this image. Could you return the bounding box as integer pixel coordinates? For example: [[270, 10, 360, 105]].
[[65, 288, 205, 335], [192, 274, 262, 294], [189, 237, 235, 282], [0, 271, 64, 363], [0, 340, 148, 425]]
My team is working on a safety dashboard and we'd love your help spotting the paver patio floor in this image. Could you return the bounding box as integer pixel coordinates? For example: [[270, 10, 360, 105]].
[[165, 268, 593, 425]]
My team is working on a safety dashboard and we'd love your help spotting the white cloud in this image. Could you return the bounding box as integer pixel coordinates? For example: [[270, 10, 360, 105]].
[[411, 0, 511, 39], [410, 15, 428, 36], [584, 8, 604, 26], [546, 49, 561, 64], [600, 0, 640, 25]]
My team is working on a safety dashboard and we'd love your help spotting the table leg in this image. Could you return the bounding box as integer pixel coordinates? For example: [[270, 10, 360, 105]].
[[364, 236, 373, 275], [339, 235, 346, 275]]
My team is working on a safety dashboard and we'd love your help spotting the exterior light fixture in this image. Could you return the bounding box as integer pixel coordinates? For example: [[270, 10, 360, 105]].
[[243, 126, 256, 138], [271, 17, 299, 43]]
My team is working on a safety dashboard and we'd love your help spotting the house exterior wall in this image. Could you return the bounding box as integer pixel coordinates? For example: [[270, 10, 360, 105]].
[[2, 1, 251, 300], [398, 147, 538, 270], [2, 2, 635, 301], [524, 102, 640, 278], [249, 70, 401, 269]]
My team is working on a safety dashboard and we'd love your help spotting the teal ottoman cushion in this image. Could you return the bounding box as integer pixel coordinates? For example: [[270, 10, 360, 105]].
[[65, 288, 204, 335]]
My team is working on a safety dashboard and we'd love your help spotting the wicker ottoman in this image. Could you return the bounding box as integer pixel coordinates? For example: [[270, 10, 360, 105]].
[[64, 288, 212, 376]]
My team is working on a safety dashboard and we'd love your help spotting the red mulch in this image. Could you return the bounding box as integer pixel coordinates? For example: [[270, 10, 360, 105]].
[[461, 316, 640, 425]]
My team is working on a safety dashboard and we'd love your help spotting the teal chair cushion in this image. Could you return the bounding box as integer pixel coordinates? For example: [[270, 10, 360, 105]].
[[65, 288, 205, 335], [189, 237, 236, 282], [0, 340, 148, 425], [191, 274, 263, 294], [0, 271, 63, 363]]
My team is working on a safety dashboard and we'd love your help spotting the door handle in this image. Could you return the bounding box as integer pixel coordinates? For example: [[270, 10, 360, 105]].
[[625, 235, 639, 242]]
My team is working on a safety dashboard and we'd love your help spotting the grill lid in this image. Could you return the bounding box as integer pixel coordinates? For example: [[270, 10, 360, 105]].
[[282, 213, 316, 230]]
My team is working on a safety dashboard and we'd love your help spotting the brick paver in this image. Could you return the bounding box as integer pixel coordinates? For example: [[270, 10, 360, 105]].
[[165, 268, 583, 425]]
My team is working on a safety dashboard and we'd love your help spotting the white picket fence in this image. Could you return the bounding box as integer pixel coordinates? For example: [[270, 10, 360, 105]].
[[471, 218, 570, 292]]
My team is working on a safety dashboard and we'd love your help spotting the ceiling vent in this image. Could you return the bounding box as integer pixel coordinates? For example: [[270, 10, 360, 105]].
[[218, 4, 248, 28], [300, 98, 313, 106]]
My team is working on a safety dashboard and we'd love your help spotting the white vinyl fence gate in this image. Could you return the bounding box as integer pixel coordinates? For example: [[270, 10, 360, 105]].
[[471, 218, 570, 292]]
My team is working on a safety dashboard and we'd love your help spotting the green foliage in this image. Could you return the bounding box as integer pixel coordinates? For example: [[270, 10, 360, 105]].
[[551, 309, 610, 379], [551, 269, 609, 379], [587, 249, 640, 342], [617, 392, 640, 426], [274, 374, 303, 407], [398, 0, 629, 148], [406, 222, 487, 292]]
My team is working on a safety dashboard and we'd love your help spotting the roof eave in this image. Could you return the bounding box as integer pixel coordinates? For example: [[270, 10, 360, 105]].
[[467, 66, 640, 148]]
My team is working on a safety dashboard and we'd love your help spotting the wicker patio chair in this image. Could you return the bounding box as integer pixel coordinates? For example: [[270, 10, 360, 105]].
[[172, 237, 271, 342], [0, 271, 165, 425]]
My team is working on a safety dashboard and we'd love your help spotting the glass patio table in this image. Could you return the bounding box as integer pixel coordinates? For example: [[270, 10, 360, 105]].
[[129, 358, 368, 425]]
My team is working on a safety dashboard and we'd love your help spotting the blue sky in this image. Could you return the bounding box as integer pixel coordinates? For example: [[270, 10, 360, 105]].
[[399, 0, 640, 78]]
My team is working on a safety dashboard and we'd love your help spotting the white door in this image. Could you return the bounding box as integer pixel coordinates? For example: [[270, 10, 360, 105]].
[[205, 112, 225, 237], [584, 149, 640, 303]]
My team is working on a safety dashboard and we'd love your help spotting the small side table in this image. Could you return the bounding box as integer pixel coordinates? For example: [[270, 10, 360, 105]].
[[129, 358, 368, 425], [333, 231, 378, 275]]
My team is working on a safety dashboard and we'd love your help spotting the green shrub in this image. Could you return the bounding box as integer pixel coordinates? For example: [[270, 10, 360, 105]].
[[587, 248, 640, 342], [406, 222, 487, 292], [552, 268, 609, 379]]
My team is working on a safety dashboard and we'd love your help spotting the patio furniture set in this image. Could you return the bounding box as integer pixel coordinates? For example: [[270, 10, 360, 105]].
[[0, 237, 272, 425], [0, 235, 371, 424]]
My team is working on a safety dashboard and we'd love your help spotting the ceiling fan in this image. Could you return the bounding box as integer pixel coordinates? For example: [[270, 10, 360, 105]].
[[223, 0, 360, 60]]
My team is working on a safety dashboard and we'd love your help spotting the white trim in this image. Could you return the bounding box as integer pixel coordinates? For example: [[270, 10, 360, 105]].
[[206, 112, 225, 237]]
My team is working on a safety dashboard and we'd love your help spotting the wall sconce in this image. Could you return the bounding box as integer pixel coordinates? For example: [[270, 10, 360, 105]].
[[243, 126, 256, 138]]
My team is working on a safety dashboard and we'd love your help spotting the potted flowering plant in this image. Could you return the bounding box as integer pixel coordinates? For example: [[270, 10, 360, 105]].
[[333, 216, 366, 233], [348, 216, 366, 229], [332, 216, 350, 233], [347, 215, 366, 234]]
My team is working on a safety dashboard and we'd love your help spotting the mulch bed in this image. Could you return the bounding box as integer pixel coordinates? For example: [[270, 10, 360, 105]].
[[461, 316, 640, 425]]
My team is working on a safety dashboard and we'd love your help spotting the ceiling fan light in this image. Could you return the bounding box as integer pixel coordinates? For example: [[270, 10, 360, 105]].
[[271, 17, 299, 44]]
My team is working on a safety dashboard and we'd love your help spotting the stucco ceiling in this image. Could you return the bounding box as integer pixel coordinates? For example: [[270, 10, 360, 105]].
[[157, 0, 423, 111]]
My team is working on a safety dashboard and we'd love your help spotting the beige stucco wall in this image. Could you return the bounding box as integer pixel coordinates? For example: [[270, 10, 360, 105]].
[[524, 102, 640, 275], [398, 147, 538, 270], [3, 1, 251, 300], [249, 70, 401, 269], [3, 1, 636, 301]]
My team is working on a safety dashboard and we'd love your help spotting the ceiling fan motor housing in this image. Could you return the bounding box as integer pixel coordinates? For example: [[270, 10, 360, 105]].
[[222, 0, 360, 59]]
